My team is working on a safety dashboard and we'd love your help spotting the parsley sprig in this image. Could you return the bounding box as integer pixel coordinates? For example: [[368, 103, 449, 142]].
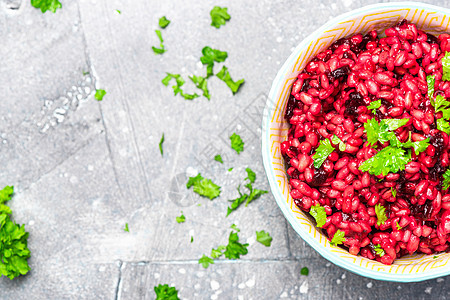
[[312, 138, 335, 168], [374, 244, 385, 257], [210, 6, 231, 28], [442, 52, 450, 81], [154, 284, 180, 300], [186, 173, 221, 200], [375, 204, 388, 226], [162, 73, 200, 100], [31, 0, 61, 13], [152, 30, 167, 55], [330, 229, 345, 246], [309, 204, 327, 228], [367, 99, 381, 114]]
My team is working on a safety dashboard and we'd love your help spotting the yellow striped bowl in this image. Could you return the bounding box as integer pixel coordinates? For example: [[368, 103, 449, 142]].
[[262, 2, 450, 282]]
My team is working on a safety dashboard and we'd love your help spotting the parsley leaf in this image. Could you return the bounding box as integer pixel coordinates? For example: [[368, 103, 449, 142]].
[[186, 173, 221, 200], [214, 154, 223, 163], [300, 267, 309, 276], [309, 204, 327, 227], [116, 10, 121, 14], [437, 118, 450, 134], [364, 118, 408, 146], [375, 204, 388, 226], [95, 89, 107, 101], [159, 16, 171, 29], [443, 169, 450, 190], [391, 187, 397, 198], [210, 6, 230, 28], [217, 66, 245, 94], [228, 167, 233, 172], [189, 75, 211, 100], [230, 133, 244, 154], [434, 256, 439, 259], [244, 183, 268, 206], [367, 99, 381, 114], [245, 168, 256, 183], [31, 0, 61, 13], [442, 51, 450, 81], [200, 47, 228, 77], [396, 222, 402, 230], [230, 224, 240, 232], [226, 186, 247, 217], [427, 75, 435, 100], [190, 236, 194, 243], [176, 211, 185, 223], [312, 138, 335, 168], [223, 231, 249, 259], [331, 135, 346, 151], [124, 223, 129, 232], [359, 146, 410, 176], [0, 186, 13, 204], [330, 229, 345, 246], [256, 230, 272, 247], [154, 284, 180, 300], [374, 244, 385, 257], [162, 73, 200, 100], [152, 30, 166, 54], [198, 254, 214, 269], [211, 245, 226, 258], [159, 133, 164, 156], [402, 138, 430, 154]]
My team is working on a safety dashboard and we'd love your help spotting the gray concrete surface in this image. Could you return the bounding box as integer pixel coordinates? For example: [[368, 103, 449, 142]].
[[0, 0, 449, 299]]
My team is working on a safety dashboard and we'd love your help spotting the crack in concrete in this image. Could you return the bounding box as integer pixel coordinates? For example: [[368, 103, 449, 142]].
[[114, 260, 124, 300], [124, 258, 300, 266]]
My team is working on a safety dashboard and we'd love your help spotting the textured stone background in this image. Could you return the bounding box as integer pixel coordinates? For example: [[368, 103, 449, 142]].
[[0, 0, 449, 299]]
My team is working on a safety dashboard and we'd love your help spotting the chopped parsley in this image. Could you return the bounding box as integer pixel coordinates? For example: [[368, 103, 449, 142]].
[[154, 284, 180, 300], [391, 187, 397, 198], [402, 138, 430, 155], [190, 236, 194, 243], [330, 229, 345, 246], [223, 229, 249, 259], [375, 204, 388, 226], [244, 183, 268, 207], [364, 118, 409, 146], [312, 138, 335, 168], [226, 186, 247, 216], [216, 66, 245, 94], [359, 146, 410, 176], [432, 95, 450, 134], [214, 154, 223, 163], [427, 75, 435, 100], [300, 267, 309, 276], [0, 186, 31, 280], [230, 133, 244, 154], [198, 254, 214, 268], [189, 75, 211, 100], [211, 245, 226, 258], [367, 99, 382, 114], [162, 73, 200, 100], [442, 52, 450, 81], [116, 10, 121, 14], [374, 244, 385, 257], [442, 169, 450, 190], [159, 133, 164, 156], [95, 89, 107, 101], [396, 222, 402, 230], [186, 173, 221, 200], [256, 230, 272, 247], [158, 16, 171, 29], [309, 204, 327, 228], [152, 30, 166, 54], [31, 0, 61, 13], [245, 168, 256, 183], [210, 6, 231, 28], [124, 223, 129, 232], [230, 224, 240, 232], [228, 167, 233, 172], [433, 256, 439, 259], [331, 135, 346, 152], [200, 47, 228, 77], [176, 211, 185, 223]]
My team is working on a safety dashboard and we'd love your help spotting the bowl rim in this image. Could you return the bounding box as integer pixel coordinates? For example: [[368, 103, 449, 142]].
[[262, 1, 450, 282]]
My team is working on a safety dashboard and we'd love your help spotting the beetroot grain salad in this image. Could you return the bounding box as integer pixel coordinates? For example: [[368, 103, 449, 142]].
[[281, 20, 450, 265]]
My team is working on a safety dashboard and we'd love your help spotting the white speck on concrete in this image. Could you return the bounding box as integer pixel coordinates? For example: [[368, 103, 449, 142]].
[[210, 280, 220, 291], [276, 36, 283, 43], [154, 273, 160, 279], [367, 282, 373, 288], [189, 229, 195, 236], [425, 287, 432, 294], [194, 284, 201, 290], [326, 263, 331, 267], [98, 266, 106, 272], [178, 268, 186, 274], [87, 165, 94, 171], [280, 291, 288, 298], [196, 271, 205, 278], [28, 220, 35, 226], [299, 281, 309, 294], [238, 296, 244, 300], [238, 283, 246, 289], [336, 279, 341, 285], [186, 167, 198, 177], [211, 294, 218, 300], [245, 278, 255, 288], [437, 278, 444, 283], [342, 0, 353, 7], [341, 273, 346, 280]]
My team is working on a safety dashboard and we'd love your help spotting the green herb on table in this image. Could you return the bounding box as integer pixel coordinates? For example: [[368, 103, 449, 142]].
[[159, 16, 171, 29], [189, 75, 211, 100], [375, 204, 388, 226], [186, 173, 221, 200], [374, 244, 385, 257], [309, 204, 327, 228], [190, 236, 194, 243], [152, 30, 166, 54], [154, 284, 180, 300], [214, 154, 223, 163], [124, 223, 129, 232], [162, 73, 200, 100], [176, 211, 185, 223], [300, 267, 309, 276], [198, 254, 214, 268], [245, 168, 256, 183], [210, 6, 230, 28], [116, 10, 121, 14], [230, 133, 244, 154], [330, 229, 345, 246], [230, 224, 240, 232], [256, 230, 272, 247], [200, 47, 228, 78], [159, 133, 165, 156], [95, 89, 107, 101], [226, 186, 247, 216], [31, 0, 61, 13], [312, 138, 335, 168], [216, 66, 244, 94], [228, 167, 233, 172], [244, 183, 268, 207], [367, 99, 382, 114], [433, 256, 439, 259], [223, 229, 249, 259]]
